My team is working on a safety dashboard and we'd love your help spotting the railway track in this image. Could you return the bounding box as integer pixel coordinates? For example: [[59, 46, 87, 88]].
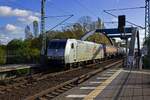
[[0, 58, 122, 100], [25, 60, 122, 100]]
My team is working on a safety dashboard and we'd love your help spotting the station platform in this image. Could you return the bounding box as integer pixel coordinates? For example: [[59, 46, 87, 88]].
[[53, 68, 150, 100]]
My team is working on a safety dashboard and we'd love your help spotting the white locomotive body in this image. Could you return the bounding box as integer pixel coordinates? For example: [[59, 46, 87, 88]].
[[47, 39, 104, 65]]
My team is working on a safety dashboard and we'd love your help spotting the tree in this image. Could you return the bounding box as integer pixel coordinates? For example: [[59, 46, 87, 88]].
[[0, 45, 6, 64], [143, 36, 150, 68], [86, 32, 111, 45], [7, 39, 24, 63], [7, 39, 41, 64], [144, 36, 150, 55], [78, 16, 92, 32]]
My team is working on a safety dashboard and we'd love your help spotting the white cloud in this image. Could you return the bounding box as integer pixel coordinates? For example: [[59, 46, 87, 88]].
[[18, 15, 40, 24], [0, 6, 32, 17], [0, 34, 10, 40], [0, 34, 11, 45], [13, 8, 32, 17], [28, 15, 39, 22], [0, 24, 23, 34], [34, 12, 41, 17], [5, 24, 17, 32], [0, 24, 24, 44], [0, 6, 40, 23], [0, 6, 12, 16], [0, 6, 40, 44]]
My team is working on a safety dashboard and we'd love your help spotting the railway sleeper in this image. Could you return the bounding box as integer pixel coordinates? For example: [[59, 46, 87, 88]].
[[64, 85, 73, 89], [61, 87, 70, 91], [25, 83, 32, 86], [51, 91, 60, 96], [55, 89, 65, 93], [78, 76, 90, 84], [45, 94, 55, 98], [13, 86, 20, 89], [78, 78, 87, 84], [0, 91, 5, 94], [20, 85, 26, 88], [5, 88, 12, 92], [68, 84, 75, 87]]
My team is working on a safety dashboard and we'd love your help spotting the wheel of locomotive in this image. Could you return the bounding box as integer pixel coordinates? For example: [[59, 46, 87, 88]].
[[75, 62, 78, 68], [72, 63, 77, 68], [83, 61, 86, 66], [78, 62, 81, 67], [85, 61, 88, 65], [87, 60, 90, 64], [69, 63, 74, 69], [64, 64, 70, 70]]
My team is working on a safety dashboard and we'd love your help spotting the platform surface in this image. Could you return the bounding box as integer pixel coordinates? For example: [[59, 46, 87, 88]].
[[53, 68, 150, 100]]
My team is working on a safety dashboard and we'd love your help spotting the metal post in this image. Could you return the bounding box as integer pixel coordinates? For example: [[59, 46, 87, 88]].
[[127, 28, 137, 69], [40, 0, 46, 65], [137, 31, 142, 69], [126, 38, 128, 67], [41, 0, 46, 55], [145, 0, 150, 38]]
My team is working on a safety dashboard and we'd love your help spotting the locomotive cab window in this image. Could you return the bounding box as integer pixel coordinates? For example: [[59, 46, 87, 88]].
[[48, 41, 67, 49], [71, 43, 74, 49]]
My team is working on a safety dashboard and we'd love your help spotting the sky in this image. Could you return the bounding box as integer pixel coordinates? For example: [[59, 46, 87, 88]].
[[0, 0, 145, 45]]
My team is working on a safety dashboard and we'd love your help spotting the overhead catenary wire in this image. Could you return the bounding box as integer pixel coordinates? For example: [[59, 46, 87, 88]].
[[44, 14, 74, 18], [105, 6, 145, 12], [46, 14, 74, 32], [104, 21, 118, 24], [73, 0, 98, 17], [103, 10, 145, 29]]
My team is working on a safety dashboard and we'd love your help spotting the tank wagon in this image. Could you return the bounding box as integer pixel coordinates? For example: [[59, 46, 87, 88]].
[[103, 45, 117, 58], [46, 39, 124, 67], [117, 47, 126, 56]]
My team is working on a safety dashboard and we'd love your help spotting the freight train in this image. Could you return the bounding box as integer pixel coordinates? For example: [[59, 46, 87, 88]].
[[46, 39, 125, 68]]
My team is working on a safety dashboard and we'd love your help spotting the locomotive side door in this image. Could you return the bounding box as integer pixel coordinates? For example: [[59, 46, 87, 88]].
[[71, 42, 77, 62]]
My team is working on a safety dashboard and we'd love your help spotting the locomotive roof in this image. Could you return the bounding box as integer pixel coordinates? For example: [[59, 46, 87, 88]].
[[48, 39, 68, 42]]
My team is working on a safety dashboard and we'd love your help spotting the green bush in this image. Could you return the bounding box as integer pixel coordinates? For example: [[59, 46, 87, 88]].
[[7, 39, 40, 64], [0, 46, 6, 64], [143, 56, 150, 69], [16, 68, 30, 75]]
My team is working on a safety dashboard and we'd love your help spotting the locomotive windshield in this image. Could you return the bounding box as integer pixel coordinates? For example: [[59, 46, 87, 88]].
[[48, 41, 67, 49]]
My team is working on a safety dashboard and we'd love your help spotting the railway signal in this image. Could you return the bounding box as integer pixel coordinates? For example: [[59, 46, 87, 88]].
[[118, 15, 126, 33], [118, 15, 126, 40]]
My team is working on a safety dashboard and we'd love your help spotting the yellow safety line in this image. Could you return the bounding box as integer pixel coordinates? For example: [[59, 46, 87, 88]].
[[83, 69, 122, 100], [123, 70, 150, 75]]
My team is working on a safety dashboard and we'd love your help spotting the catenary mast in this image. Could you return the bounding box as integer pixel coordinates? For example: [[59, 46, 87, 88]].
[[145, 0, 150, 38]]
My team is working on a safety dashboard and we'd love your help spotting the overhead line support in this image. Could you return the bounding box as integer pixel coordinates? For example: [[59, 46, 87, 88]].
[[145, 0, 150, 38], [103, 10, 144, 29]]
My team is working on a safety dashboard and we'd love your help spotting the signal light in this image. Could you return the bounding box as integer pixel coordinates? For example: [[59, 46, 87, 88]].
[[118, 15, 126, 33]]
